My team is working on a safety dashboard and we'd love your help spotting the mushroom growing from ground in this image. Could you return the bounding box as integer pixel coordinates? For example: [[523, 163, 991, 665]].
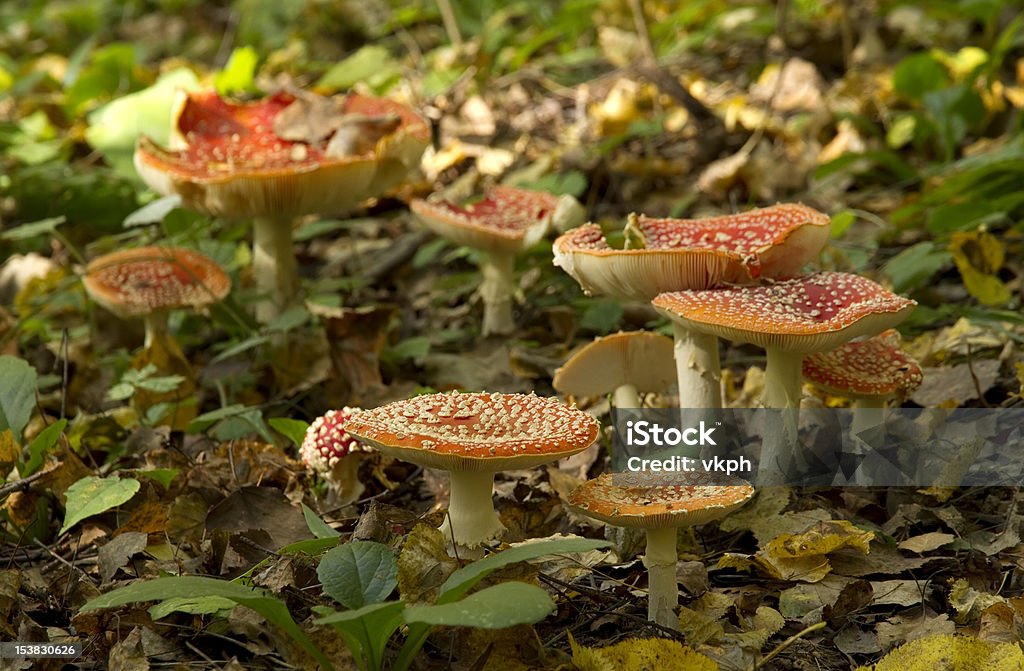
[[411, 186, 584, 336], [553, 204, 830, 409], [301, 408, 373, 506], [134, 89, 429, 323], [802, 328, 923, 434], [653, 272, 916, 480], [568, 472, 755, 630], [344, 391, 599, 550], [82, 246, 231, 428], [553, 331, 675, 409]]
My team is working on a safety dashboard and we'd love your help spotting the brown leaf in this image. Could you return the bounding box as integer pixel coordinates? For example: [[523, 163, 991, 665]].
[[108, 628, 149, 671], [898, 532, 955, 554], [874, 612, 954, 649], [165, 492, 207, 543], [99, 532, 148, 584], [206, 486, 313, 550]]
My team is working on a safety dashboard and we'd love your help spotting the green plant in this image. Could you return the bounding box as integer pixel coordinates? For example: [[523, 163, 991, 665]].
[[82, 534, 610, 671]]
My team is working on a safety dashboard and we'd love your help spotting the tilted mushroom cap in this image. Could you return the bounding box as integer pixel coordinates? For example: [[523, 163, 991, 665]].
[[554, 204, 830, 301], [300, 408, 372, 473], [567, 472, 755, 529], [553, 331, 676, 397], [134, 90, 429, 219], [344, 391, 599, 472], [410, 186, 563, 254], [83, 246, 230, 318], [802, 329, 923, 399], [652, 272, 916, 354]]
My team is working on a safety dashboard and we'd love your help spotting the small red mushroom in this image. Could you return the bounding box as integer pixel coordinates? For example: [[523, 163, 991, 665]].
[[82, 246, 230, 428], [301, 408, 373, 505], [411, 186, 584, 336], [803, 329, 923, 435]]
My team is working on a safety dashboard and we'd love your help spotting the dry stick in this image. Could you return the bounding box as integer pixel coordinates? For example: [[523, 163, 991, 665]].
[[751, 620, 827, 671]]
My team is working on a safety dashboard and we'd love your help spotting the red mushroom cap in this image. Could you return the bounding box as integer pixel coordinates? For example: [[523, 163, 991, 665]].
[[567, 472, 755, 529], [652, 272, 916, 354], [300, 407, 371, 473], [802, 329, 923, 398], [553, 203, 830, 301], [344, 391, 599, 472], [82, 246, 230, 318], [410, 186, 563, 254], [134, 90, 429, 219]]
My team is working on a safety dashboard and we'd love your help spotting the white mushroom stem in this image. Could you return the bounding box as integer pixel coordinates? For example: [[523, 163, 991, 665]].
[[143, 312, 171, 351], [760, 349, 804, 484], [438, 470, 505, 549], [253, 216, 300, 324], [850, 397, 887, 437], [327, 455, 365, 507], [613, 384, 641, 409], [478, 251, 516, 336], [642, 526, 679, 630], [672, 324, 721, 409]]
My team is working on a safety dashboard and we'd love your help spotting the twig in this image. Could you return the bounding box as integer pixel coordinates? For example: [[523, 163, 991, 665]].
[[752, 620, 827, 670], [0, 468, 49, 497]]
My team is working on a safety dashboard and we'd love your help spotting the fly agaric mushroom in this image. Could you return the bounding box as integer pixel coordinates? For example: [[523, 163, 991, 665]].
[[82, 246, 230, 428], [553, 331, 675, 408], [344, 391, 599, 549], [83, 246, 231, 350], [411, 186, 584, 336], [553, 204, 830, 409], [134, 89, 429, 323], [653, 273, 915, 481], [301, 408, 373, 506], [802, 329, 923, 434], [568, 472, 755, 630]]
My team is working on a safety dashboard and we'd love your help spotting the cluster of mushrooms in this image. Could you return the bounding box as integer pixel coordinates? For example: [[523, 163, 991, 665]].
[[78, 86, 925, 632]]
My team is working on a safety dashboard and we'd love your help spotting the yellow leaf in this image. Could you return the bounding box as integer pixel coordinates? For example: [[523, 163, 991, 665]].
[[949, 578, 1006, 624], [571, 635, 718, 671], [868, 634, 1024, 671], [396, 523, 458, 605], [0, 429, 19, 473], [948, 230, 1010, 307], [766, 520, 874, 558]]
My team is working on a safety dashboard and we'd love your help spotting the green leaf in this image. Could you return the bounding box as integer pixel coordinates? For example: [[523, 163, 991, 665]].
[[269, 417, 309, 448], [302, 503, 340, 539], [123, 195, 182, 227], [60, 476, 141, 535], [882, 241, 951, 293], [0, 216, 65, 241], [405, 582, 554, 628], [387, 337, 431, 363], [0, 356, 38, 440], [829, 210, 856, 239], [82, 576, 336, 671], [318, 541, 398, 609], [439, 536, 611, 603], [214, 46, 259, 95], [316, 601, 405, 671], [318, 45, 401, 92], [136, 468, 179, 489], [579, 299, 623, 333], [84, 67, 201, 177], [892, 52, 949, 100], [23, 418, 66, 476], [148, 595, 237, 620]]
